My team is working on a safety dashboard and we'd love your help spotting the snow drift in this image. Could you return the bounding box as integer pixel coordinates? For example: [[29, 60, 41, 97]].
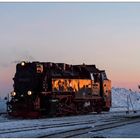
[[111, 87, 140, 111]]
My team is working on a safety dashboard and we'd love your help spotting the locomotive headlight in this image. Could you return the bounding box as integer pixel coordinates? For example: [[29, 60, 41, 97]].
[[21, 61, 25, 66], [11, 91, 16, 97], [27, 91, 32, 96]]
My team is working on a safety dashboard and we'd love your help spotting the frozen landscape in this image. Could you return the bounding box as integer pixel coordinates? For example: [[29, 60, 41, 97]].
[[0, 87, 140, 138]]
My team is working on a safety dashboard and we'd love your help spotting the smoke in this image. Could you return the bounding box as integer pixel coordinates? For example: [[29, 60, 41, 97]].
[[0, 48, 36, 67], [12, 49, 36, 64], [0, 48, 36, 97]]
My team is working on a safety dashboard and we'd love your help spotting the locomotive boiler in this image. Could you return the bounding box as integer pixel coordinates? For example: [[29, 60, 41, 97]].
[[7, 61, 111, 118]]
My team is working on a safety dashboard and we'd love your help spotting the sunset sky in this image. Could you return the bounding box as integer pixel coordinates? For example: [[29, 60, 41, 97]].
[[0, 2, 140, 97]]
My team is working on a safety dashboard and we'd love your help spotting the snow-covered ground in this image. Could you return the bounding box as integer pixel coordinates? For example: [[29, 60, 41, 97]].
[[0, 87, 140, 138]]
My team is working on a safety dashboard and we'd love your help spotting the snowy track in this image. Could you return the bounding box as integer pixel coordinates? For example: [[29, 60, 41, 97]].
[[0, 111, 140, 137], [75, 116, 140, 138], [0, 87, 140, 137], [0, 119, 96, 136], [41, 114, 140, 138]]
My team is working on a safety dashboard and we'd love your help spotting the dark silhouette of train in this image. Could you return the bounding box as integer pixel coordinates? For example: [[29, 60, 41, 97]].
[[7, 61, 111, 118]]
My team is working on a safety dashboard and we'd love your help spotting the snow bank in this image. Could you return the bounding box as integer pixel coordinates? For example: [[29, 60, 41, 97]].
[[0, 99, 7, 113], [111, 87, 140, 111]]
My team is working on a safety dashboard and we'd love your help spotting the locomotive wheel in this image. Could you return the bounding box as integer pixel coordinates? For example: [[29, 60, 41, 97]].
[[75, 101, 91, 115], [56, 100, 78, 116], [96, 108, 102, 114], [94, 101, 102, 114], [103, 107, 110, 112]]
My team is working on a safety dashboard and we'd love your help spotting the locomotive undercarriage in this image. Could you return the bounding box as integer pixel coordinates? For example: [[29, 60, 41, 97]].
[[7, 102, 40, 118], [7, 95, 41, 118], [40, 92, 104, 117], [7, 93, 105, 118]]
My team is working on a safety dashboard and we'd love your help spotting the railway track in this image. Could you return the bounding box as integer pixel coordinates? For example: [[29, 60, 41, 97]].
[[41, 116, 140, 138], [0, 119, 96, 135], [0, 111, 140, 137]]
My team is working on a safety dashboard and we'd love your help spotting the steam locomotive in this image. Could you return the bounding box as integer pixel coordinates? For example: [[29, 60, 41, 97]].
[[7, 61, 111, 118]]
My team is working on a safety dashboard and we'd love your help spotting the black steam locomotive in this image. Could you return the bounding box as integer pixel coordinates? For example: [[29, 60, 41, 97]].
[[7, 61, 111, 118]]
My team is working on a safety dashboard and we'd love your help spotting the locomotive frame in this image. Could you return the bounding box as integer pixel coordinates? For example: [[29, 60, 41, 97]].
[[7, 61, 111, 118]]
